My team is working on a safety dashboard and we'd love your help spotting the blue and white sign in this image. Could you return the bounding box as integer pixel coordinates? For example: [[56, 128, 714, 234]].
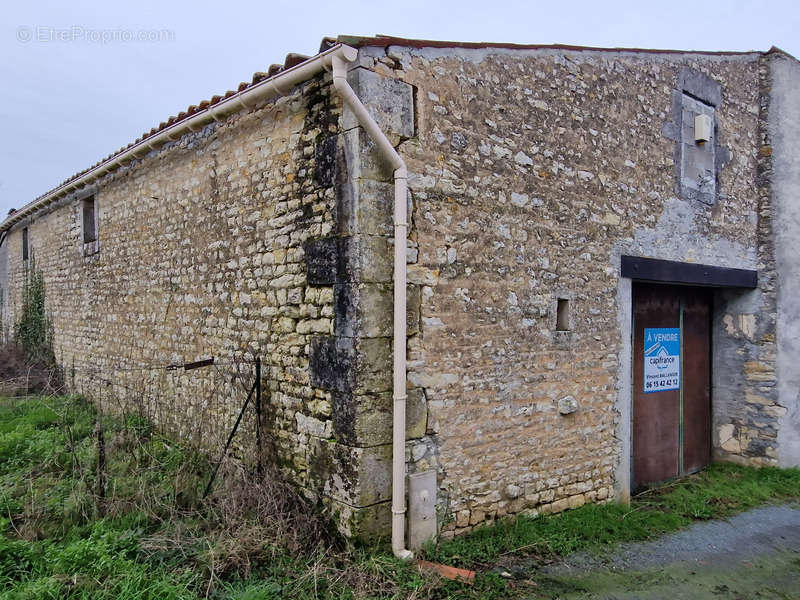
[[644, 328, 681, 393]]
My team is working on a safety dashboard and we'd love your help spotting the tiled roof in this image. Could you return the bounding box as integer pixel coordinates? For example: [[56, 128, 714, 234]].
[[44, 51, 318, 194], [1, 41, 353, 231]]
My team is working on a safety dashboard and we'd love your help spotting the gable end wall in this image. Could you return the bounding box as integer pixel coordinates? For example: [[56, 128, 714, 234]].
[[364, 44, 777, 536]]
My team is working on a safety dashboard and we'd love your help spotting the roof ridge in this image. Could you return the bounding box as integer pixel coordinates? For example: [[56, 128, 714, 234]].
[[336, 34, 765, 57]]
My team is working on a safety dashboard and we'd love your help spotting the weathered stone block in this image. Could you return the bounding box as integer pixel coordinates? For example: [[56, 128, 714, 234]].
[[406, 387, 428, 439], [326, 497, 391, 541], [679, 67, 723, 107], [332, 392, 392, 447], [305, 237, 338, 286], [455, 509, 470, 528], [558, 395, 579, 415], [338, 235, 393, 283], [335, 178, 394, 237], [307, 438, 392, 507], [340, 127, 394, 183], [309, 335, 391, 393], [469, 509, 485, 525], [332, 387, 427, 447], [334, 282, 393, 338], [406, 283, 421, 335], [314, 134, 338, 187], [306, 235, 393, 287], [341, 67, 415, 139], [568, 494, 586, 509]]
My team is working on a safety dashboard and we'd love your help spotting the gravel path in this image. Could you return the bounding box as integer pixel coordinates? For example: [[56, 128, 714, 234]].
[[547, 502, 800, 574]]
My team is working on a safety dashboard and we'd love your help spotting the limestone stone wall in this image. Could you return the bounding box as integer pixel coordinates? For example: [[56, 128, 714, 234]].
[[304, 64, 417, 537], [1, 71, 398, 539], [357, 44, 779, 536], [0, 237, 7, 342]]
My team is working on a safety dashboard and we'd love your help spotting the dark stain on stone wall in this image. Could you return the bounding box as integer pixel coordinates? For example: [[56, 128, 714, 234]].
[[315, 135, 338, 188], [331, 392, 359, 446], [309, 335, 356, 393], [305, 237, 338, 286]]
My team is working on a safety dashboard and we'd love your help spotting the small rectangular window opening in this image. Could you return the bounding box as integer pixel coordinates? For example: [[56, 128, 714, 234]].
[[82, 196, 97, 244], [22, 228, 29, 262], [556, 298, 570, 331]]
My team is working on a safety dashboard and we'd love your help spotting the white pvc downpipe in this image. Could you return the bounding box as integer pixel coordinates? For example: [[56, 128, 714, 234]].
[[331, 54, 413, 561], [1, 44, 359, 233]]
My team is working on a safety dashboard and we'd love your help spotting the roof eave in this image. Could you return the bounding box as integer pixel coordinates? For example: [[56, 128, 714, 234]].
[[1, 43, 355, 232]]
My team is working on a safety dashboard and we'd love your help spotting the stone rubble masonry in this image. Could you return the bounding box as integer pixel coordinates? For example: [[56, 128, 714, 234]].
[[352, 44, 791, 535], [0, 238, 7, 341], [2, 42, 797, 541], [706, 53, 781, 468], [0, 69, 408, 540]]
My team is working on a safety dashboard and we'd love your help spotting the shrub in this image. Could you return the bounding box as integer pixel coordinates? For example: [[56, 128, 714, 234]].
[[14, 255, 52, 363], [1, 254, 62, 395]]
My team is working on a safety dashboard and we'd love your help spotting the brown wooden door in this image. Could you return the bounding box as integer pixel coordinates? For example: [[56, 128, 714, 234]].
[[681, 287, 712, 474], [632, 283, 712, 489]]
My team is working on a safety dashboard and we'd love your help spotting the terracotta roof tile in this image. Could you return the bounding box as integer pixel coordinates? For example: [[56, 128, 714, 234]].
[[284, 53, 310, 69]]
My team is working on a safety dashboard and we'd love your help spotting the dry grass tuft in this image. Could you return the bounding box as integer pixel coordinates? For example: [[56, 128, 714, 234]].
[[0, 343, 63, 396]]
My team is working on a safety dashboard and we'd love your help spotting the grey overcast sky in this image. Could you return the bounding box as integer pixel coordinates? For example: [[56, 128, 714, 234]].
[[2, 0, 798, 219]]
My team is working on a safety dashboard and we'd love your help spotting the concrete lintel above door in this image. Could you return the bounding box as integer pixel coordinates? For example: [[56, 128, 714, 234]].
[[621, 256, 757, 289]]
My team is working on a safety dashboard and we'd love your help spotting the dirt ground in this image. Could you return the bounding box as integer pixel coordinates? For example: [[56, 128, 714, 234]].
[[517, 503, 800, 599]]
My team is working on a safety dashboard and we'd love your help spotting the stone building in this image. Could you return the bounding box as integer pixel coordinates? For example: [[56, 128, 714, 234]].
[[1, 36, 799, 550]]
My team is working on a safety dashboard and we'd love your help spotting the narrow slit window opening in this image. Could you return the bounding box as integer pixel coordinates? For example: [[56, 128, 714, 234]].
[[82, 196, 97, 244], [22, 228, 29, 262], [556, 298, 570, 331]]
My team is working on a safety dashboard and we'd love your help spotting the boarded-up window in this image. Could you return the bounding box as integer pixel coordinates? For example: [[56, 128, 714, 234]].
[[82, 196, 97, 244]]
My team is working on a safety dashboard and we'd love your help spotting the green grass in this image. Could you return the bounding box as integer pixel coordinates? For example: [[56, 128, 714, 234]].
[[1, 395, 799, 600]]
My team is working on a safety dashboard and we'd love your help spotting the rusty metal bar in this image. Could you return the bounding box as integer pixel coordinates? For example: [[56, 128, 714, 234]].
[[184, 357, 215, 371], [202, 377, 257, 498], [167, 357, 214, 371], [255, 356, 263, 475]]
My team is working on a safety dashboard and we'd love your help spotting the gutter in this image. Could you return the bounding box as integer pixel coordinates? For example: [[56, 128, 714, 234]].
[[331, 54, 413, 561], [0, 43, 358, 233]]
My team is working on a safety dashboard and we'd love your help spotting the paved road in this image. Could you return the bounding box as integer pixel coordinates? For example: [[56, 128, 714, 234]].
[[528, 503, 800, 599]]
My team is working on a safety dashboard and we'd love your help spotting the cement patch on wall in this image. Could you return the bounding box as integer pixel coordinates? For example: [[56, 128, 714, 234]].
[[769, 54, 800, 467]]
